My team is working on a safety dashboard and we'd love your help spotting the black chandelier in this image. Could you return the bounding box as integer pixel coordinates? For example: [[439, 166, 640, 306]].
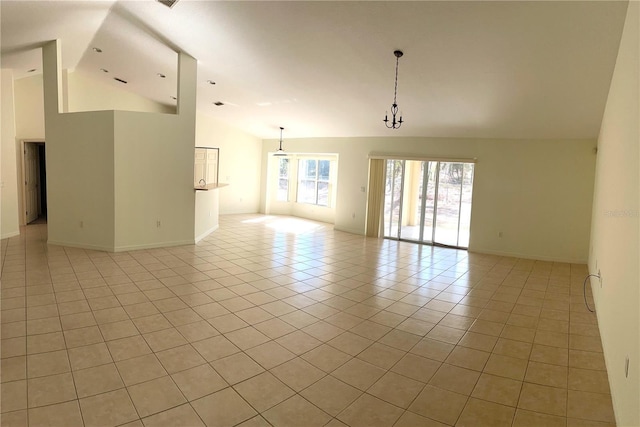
[[383, 50, 404, 129], [274, 127, 286, 156]]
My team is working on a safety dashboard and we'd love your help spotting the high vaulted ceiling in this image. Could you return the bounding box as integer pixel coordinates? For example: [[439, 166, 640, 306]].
[[1, 0, 629, 139]]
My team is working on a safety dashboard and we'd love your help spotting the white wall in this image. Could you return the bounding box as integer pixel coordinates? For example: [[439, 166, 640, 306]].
[[195, 111, 262, 214], [12, 69, 175, 228], [589, 2, 639, 426], [261, 137, 596, 263], [195, 190, 219, 242], [0, 69, 20, 239], [67, 70, 174, 114]]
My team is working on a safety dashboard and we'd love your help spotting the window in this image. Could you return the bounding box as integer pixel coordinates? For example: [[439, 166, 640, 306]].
[[297, 159, 331, 206], [277, 158, 290, 201]]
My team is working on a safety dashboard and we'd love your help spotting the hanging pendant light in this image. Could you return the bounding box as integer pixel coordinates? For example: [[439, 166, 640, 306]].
[[383, 50, 404, 129], [274, 127, 286, 156]]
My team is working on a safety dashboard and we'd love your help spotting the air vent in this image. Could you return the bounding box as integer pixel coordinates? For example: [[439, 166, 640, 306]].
[[213, 101, 224, 106], [114, 77, 128, 84], [156, 0, 179, 8]]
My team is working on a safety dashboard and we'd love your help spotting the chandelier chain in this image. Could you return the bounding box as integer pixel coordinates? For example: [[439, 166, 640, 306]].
[[393, 55, 399, 106]]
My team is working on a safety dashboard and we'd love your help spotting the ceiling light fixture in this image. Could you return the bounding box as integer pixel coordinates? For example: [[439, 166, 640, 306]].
[[100, 68, 109, 73], [274, 127, 286, 157], [92, 47, 102, 53], [213, 101, 224, 106], [157, 73, 166, 78], [383, 50, 404, 129], [170, 96, 177, 100], [27, 68, 37, 73], [207, 80, 216, 85], [113, 77, 127, 84], [156, 0, 179, 8]]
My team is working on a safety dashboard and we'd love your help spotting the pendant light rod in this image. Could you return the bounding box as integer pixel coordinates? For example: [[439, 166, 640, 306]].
[[384, 50, 404, 129]]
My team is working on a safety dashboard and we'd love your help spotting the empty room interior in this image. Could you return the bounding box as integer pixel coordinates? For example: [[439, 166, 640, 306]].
[[0, 1, 638, 427]]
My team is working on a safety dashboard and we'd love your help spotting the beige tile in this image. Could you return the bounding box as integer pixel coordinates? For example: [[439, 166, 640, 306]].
[[332, 358, 385, 391], [156, 344, 206, 374], [276, 330, 323, 355], [176, 320, 218, 342], [237, 415, 275, 427], [567, 418, 615, 427], [518, 382, 567, 416], [409, 384, 468, 425], [107, 335, 152, 361], [26, 332, 66, 354], [301, 343, 351, 373], [234, 371, 295, 412], [131, 313, 172, 333], [225, 326, 270, 350], [128, 375, 187, 418], [392, 353, 441, 383], [192, 387, 257, 426], [429, 363, 480, 395], [368, 371, 424, 408], [263, 395, 331, 427], [79, 388, 139, 427], [68, 342, 113, 370], [458, 331, 498, 352], [568, 367, 610, 393], [569, 335, 603, 352], [394, 410, 449, 427], [445, 345, 490, 371], [569, 349, 606, 371], [327, 331, 373, 356], [211, 352, 264, 385], [143, 328, 187, 352], [60, 312, 96, 330], [378, 329, 421, 351], [567, 390, 615, 423], [63, 326, 103, 349], [192, 335, 240, 361], [530, 343, 569, 366], [457, 397, 515, 427], [27, 349, 70, 378], [27, 372, 76, 408], [1, 357, 26, 382], [0, 410, 28, 427], [99, 319, 139, 341], [484, 353, 528, 380], [349, 320, 392, 341], [245, 340, 296, 370], [513, 409, 566, 427], [28, 401, 83, 427], [142, 403, 205, 427], [338, 393, 403, 427], [271, 357, 325, 392], [171, 363, 228, 401], [1, 380, 27, 412], [493, 338, 532, 359], [207, 313, 249, 333], [73, 363, 124, 398], [1, 337, 26, 358], [472, 373, 522, 407], [525, 361, 568, 388], [299, 375, 361, 416], [116, 353, 167, 386], [410, 338, 454, 362], [253, 317, 296, 339]]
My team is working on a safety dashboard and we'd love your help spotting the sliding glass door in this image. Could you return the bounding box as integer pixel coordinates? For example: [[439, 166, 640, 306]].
[[383, 159, 475, 248]]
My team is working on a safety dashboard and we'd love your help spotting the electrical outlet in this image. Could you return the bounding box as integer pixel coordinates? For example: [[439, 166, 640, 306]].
[[156, 220, 161, 228], [598, 269, 602, 287], [625, 356, 630, 378]]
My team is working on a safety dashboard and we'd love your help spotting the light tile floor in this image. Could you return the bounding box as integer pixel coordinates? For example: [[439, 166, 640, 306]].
[[0, 214, 615, 427]]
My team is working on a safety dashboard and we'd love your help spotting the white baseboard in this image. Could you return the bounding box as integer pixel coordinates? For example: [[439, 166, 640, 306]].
[[1, 230, 21, 239], [113, 239, 195, 252], [333, 226, 365, 236], [195, 225, 219, 243], [47, 239, 114, 252], [468, 247, 587, 264]]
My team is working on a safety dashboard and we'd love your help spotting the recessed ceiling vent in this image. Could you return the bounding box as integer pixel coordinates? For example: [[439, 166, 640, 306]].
[[213, 101, 224, 106], [114, 77, 128, 84], [156, 0, 179, 9]]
